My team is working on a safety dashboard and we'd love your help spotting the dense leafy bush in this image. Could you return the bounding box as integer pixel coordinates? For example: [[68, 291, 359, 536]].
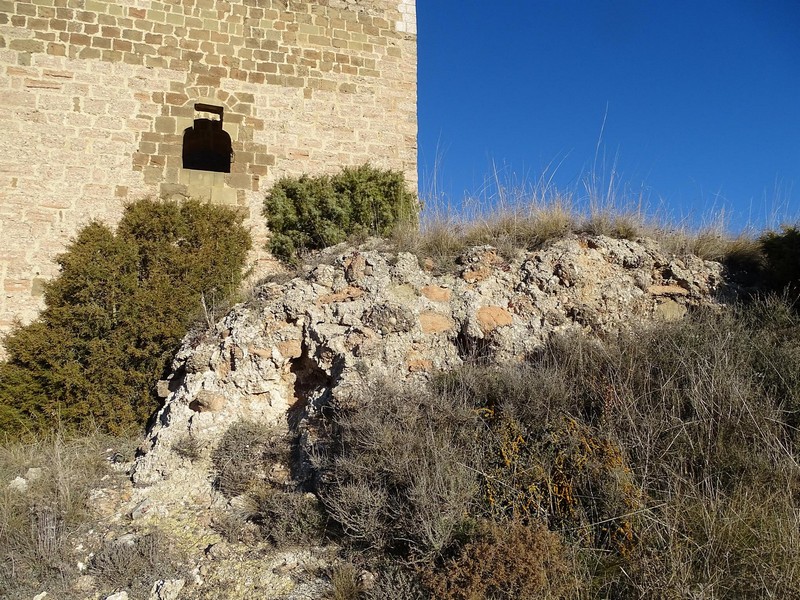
[[263, 164, 418, 261], [0, 199, 251, 437]]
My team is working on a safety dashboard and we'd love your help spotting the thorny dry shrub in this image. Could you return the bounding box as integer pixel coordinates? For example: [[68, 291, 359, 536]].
[[318, 296, 800, 598], [246, 484, 327, 548], [172, 433, 203, 461], [211, 421, 328, 549], [210, 508, 255, 545], [315, 382, 481, 559], [363, 563, 427, 600], [433, 369, 640, 555], [316, 371, 634, 594], [541, 298, 800, 597], [0, 433, 122, 599], [89, 529, 185, 598], [422, 521, 575, 600], [211, 421, 284, 498]]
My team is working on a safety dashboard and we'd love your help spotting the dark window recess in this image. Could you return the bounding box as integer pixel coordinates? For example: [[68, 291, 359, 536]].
[[182, 103, 233, 173]]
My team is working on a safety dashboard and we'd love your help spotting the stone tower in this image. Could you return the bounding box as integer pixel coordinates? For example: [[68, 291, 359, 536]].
[[0, 0, 417, 337]]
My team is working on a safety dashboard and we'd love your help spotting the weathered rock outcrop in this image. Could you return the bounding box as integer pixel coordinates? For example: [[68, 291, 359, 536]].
[[118, 234, 723, 598], [133, 234, 722, 485]]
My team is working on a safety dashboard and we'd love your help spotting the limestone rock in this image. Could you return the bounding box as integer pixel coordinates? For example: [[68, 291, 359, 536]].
[[421, 285, 452, 302], [8, 476, 28, 493], [149, 579, 185, 600], [476, 306, 514, 333], [275, 340, 302, 360], [130, 498, 154, 520], [655, 298, 688, 321], [649, 284, 689, 296], [25, 467, 42, 481], [189, 390, 226, 413], [419, 311, 454, 334]]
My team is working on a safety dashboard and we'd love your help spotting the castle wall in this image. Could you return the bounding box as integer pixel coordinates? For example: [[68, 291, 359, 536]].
[[0, 0, 417, 335]]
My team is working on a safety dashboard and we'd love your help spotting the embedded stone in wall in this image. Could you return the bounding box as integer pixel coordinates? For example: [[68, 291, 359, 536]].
[[476, 306, 514, 334], [419, 311, 454, 334], [189, 390, 227, 413]]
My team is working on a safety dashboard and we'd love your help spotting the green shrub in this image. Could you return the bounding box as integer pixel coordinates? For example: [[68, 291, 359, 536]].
[[0, 199, 251, 437], [264, 164, 418, 262]]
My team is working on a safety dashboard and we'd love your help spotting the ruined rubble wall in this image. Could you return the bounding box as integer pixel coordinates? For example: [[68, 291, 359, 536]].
[[132, 235, 724, 488], [0, 0, 417, 334]]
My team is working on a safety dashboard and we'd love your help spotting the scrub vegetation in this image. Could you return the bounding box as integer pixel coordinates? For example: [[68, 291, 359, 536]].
[[0, 199, 251, 438], [315, 294, 800, 598], [0, 432, 162, 599], [264, 164, 419, 263], [2, 176, 800, 597], [392, 191, 768, 280]]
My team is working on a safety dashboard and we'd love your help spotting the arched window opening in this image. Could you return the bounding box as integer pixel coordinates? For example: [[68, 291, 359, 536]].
[[182, 103, 232, 173]]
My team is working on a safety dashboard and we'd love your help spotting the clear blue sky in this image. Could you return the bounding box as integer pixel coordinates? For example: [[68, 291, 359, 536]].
[[417, 1, 800, 232]]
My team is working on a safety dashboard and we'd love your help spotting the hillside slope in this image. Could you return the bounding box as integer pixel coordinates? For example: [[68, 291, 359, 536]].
[[4, 231, 756, 599]]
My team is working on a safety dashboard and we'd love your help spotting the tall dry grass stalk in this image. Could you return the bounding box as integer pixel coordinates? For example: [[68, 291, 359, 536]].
[[396, 169, 765, 272], [0, 431, 132, 598]]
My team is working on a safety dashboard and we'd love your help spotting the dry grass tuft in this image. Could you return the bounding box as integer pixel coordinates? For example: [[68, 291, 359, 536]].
[[327, 562, 362, 600], [0, 432, 131, 598], [392, 183, 767, 274]]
